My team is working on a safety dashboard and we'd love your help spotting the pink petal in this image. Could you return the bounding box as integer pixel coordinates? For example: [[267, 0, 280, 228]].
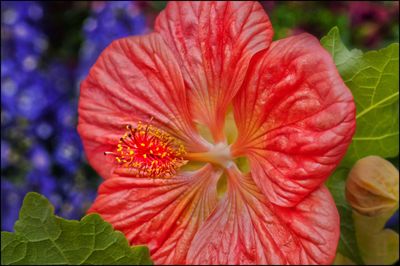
[[155, 1, 273, 142], [88, 164, 221, 264], [232, 33, 356, 207], [188, 165, 339, 265], [78, 33, 208, 179]]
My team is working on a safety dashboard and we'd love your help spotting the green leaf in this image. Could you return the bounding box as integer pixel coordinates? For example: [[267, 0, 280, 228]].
[[321, 27, 399, 166], [1, 192, 153, 265], [325, 168, 364, 265], [322, 27, 399, 265]]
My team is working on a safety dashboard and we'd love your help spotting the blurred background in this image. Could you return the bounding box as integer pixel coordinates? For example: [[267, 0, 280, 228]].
[[1, 1, 399, 232]]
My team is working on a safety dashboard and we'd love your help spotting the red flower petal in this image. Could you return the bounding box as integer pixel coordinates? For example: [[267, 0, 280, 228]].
[[88, 164, 221, 264], [232, 34, 356, 207], [78, 33, 208, 179], [155, 1, 273, 142], [187, 165, 339, 265]]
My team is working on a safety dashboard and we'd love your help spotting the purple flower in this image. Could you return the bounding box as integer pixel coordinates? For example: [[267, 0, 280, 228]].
[[77, 1, 148, 83], [1, 140, 11, 169], [1, 1, 49, 122], [1, 1, 149, 231], [56, 102, 77, 129], [58, 182, 97, 219], [1, 179, 24, 232], [349, 2, 390, 26], [16, 78, 50, 121], [34, 120, 54, 139], [29, 145, 52, 172], [25, 170, 57, 198], [54, 130, 82, 174]]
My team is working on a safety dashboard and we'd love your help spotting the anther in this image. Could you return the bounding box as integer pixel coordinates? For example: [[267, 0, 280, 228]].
[[104, 122, 187, 178]]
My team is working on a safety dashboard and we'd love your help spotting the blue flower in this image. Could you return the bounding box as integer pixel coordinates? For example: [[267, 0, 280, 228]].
[[77, 1, 148, 82], [56, 101, 77, 129], [28, 144, 52, 172], [1, 1, 149, 231], [1, 2, 50, 123], [33, 120, 54, 140], [54, 130, 82, 174], [1, 179, 24, 232], [1, 140, 12, 169], [1, 2, 47, 65], [16, 77, 50, 121], [1, 1, 55, 231], [25, 170, 57, 199], [59, 184, 97, 220], [46, 61, 74, 98]]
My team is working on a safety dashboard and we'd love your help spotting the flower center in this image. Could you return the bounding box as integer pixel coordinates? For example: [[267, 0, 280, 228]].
[[184, 142, 233, 168], [105, 122, 187, 178]]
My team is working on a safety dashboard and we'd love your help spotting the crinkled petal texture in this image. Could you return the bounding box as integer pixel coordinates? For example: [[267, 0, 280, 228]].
[[78, 33, 207, 179], [89, 164, 339, 265], [188, 165, 340, 265], [232, 34, 356, 207], [80, 2, 348, 265], [88, 165, 221, 265], [155, 1, 273, 142]]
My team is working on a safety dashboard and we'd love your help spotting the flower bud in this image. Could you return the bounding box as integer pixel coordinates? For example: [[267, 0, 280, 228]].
[[346, 156, 399, 216]]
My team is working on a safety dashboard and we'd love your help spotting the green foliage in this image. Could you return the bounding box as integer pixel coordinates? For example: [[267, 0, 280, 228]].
[[270, 2, 349, 41], [321, 27, 399, 265], [325, 168, 364, 265], [1, 192, 153, 265], [148, 1, 167, 11], [321, 27, 399, 167]]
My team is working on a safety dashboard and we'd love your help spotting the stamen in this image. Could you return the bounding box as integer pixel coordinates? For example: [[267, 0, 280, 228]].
[[184, 142, 232, 167], [105, 122, 187, 178]]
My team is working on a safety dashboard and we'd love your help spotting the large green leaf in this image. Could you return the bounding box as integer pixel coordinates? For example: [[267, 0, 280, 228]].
[[1, 192, 153, 265], [321, 27, 399, 265], [321, 27, 399, 166], [325, 168, 364, 265]]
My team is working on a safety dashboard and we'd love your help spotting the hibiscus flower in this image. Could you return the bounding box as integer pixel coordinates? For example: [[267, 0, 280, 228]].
[[78, 1, 356, 264]]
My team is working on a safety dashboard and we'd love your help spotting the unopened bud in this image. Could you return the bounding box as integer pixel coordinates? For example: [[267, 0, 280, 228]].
[[346, 156, 399, 216]]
